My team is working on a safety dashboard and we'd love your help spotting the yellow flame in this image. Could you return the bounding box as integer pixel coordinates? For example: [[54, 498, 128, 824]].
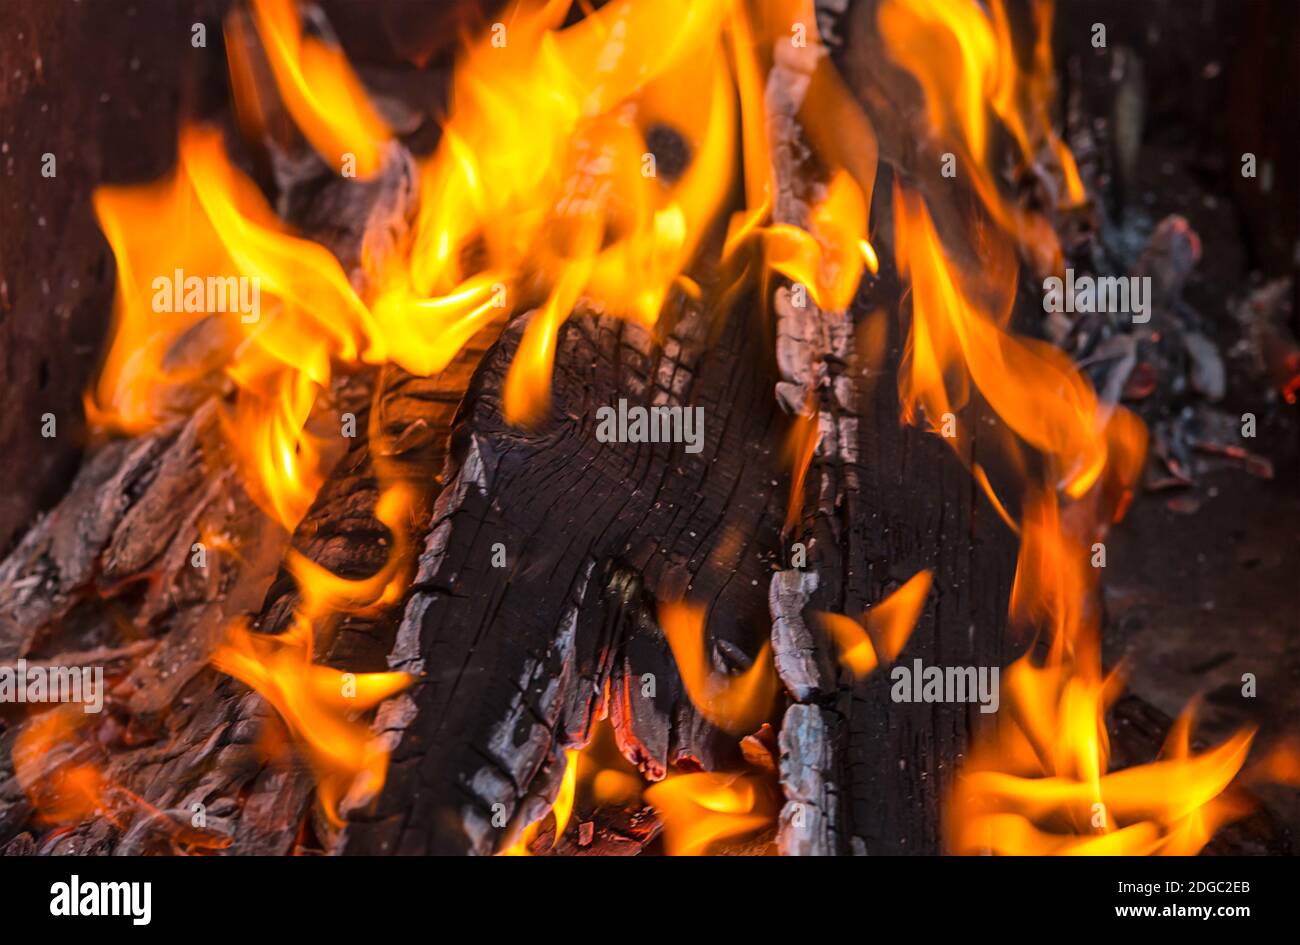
[[89, 126, 378, 531], [815, 569, 932, 677], [93, 0, 882, 519], [766, 170, 871, 311], [232, 0, 391, 176], [407, 0, 750, 422], [878, 0, 1080, 265], [657, 600, 776, 736], [290, 484, 417, 618], [500, 748, 581, 855], [644, 771, 774, 855], [212, 614, 414, 826]]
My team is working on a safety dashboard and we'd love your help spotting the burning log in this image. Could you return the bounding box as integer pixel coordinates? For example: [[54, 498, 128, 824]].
[[0, 71, 465, 850], [1, 0, 1293, 860], [344, 294, 790, 854]]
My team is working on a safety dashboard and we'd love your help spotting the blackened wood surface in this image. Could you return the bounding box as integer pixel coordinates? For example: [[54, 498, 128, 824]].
[[823, 286, 1020, 854], [0, 354, 484, 854], [342, 268, 1021, 854], [343, 300, 792, 855]]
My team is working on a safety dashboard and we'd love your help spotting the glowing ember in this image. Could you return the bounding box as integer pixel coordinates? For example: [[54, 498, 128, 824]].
[[13, 707, 110, 827], [14, 706, 233, 852]]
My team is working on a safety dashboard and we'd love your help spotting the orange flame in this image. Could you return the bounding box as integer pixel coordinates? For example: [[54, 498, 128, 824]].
[[815, 569, 931, 677], [93, 0, 881, 514], [211, 614, 414, 826], [500, 748, 581, 856], [879, 13, 1265, 854], [878, 0, 1079, 264], [644, 771, 775, 855], [230, 0, 392, 176], [782, 402, 821, 534], [1013, 0, 1086, 205], [893, 183, 1108, 500], [948, 492, 1258, 855], [657, 600, 776, 735], [210, 484, 418, 825], [82, 0, 1265, 859], [289, 484, 417, 618]]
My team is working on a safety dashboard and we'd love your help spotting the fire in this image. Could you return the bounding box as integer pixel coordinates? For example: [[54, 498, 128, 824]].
[[227, 0, 391, 177], [89, 125, 379, 531], [884, 29, 1258, 853], [782, 401, 821, 534], [893, 183, 1108, 500], [93, 0, 856, 834], [90, 0, 875, 524], [500, 748, 580, 856], [644, 771, 776, 855], [878, 0, 1081, 263], [210, 484, 418, 825], [14, 706, 236, 852], [396, 0, 881, 423], [406, 0, 743, 424], [765, 170, 872, 311], [77, 0, 1284, 858], [1014, 0, 1086, 205], [497, 716, 780, 855], [212, 614, 413, 826], [290, 484, 417, 617], [657, 600, 776, 735], [815, 570, 932, 677], [948, 492, 1258, 855]]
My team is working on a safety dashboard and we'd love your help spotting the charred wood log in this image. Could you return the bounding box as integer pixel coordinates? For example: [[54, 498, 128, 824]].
[[0, 351, 492, 855], [0, 137, 457, 854], [764, 5, 1022, 856], [341, 293, 791, 855]]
